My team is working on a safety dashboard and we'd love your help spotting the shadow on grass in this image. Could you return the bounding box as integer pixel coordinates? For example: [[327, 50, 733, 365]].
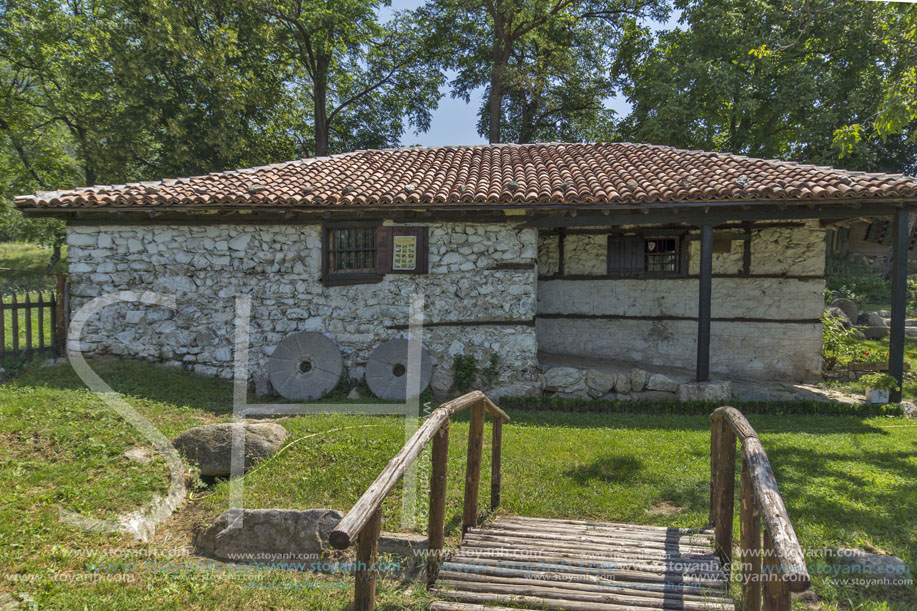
[[564, 454, 643, 484]]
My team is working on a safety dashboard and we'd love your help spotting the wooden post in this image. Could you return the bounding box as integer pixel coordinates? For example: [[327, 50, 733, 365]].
[[697, 224, 713, 382], [427, 422, 449, 586], [490, 417, 503, 510], [37, 292, 45, 352], [714, 418, 736, 569], [24, 292, 32, 354], [763, 528, 790, 611], [889, 208, 909, 402], [54, 274, 67, 356], [741, 454, 762, 611], [354, 508, 382, 611], [11, 293, 19, 355], [709, 416, 721, 525], [0, 296, 6, 360], [462, 401, 485, 534]]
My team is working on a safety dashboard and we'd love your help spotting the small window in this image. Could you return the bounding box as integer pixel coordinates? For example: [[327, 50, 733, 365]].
[[329, 227, 377, 272], [608, 235, 683, 276], [644, 237, 677, 272], [322, 225, 383, 285]]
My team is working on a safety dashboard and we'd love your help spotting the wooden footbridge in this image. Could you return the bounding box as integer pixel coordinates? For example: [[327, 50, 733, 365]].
[[329, 392, 810, 611]]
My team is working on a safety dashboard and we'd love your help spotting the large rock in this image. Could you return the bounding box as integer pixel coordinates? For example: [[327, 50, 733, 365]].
[[486, 381, 543, 400], [676, 382, 733, 402], [862, 326, 890, 340], [631, 369, 649, 392], [196, 509, 342, 560], [830, 298, 858, 324], [824, 306, 851, 328], [646, 373, 679, 393], [865, 311, 888, 328], [585, 370, 616, 398], [173, 422, 289, 477], [544, 367, 585, 392], [615, 372, 632, 394]]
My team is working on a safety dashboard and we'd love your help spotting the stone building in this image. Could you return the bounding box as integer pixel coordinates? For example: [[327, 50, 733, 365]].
[[15, 143, 917, 399]]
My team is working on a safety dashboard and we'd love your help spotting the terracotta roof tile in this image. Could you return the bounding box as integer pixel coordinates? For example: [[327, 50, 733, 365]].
[[14, 142, 917, 210]]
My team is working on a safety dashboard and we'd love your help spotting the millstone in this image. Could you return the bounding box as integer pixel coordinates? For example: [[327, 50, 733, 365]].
[[365, 338, 433, 400], [267, 331, 343, 400]]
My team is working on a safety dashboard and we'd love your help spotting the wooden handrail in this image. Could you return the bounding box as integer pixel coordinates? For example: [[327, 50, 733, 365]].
[[331, 390, 510, 611], [710, 406, 810, 611]]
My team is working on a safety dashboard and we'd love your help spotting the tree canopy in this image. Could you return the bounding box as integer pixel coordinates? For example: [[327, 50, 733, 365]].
[[0, 0, 915, 251]]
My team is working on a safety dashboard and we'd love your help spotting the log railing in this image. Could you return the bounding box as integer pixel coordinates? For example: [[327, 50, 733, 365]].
[[329, 390, 510, 611], [710, 406, 810, 611]]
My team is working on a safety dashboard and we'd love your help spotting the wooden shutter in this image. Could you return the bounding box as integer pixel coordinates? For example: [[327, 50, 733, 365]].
[[607, 236, 643, 274], [378, 226, 429, 275]]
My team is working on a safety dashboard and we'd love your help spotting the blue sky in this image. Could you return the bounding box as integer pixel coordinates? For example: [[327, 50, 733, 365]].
[[383, 0, 680, 146]]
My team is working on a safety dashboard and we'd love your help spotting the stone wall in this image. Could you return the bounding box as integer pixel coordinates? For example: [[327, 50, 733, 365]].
[[66, 222, 539, 394], [536, 222, 826, 381]]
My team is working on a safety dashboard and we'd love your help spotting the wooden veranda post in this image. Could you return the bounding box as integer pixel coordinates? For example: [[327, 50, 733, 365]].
[[763, 529, 791, 611], [462, 400, 485, 533], [427, 421, 449, 585], [889, 207, 909, 402], [697, 224, 713, 381]]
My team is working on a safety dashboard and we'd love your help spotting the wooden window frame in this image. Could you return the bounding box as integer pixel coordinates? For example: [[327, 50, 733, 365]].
[[322, 223, 429, 286], [322, 222, 384, 286], [606, 232, 689, 278]]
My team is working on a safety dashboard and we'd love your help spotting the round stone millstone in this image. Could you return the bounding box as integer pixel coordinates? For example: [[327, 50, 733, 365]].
[[267, 331, 343, 400], [365, 338, 433, 400]]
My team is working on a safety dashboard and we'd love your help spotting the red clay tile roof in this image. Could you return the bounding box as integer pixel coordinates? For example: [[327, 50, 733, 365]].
[[14, 142, 917, 210]]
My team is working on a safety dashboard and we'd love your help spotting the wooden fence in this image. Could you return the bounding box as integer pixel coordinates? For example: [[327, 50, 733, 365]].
[[0, 275, 69, 362]]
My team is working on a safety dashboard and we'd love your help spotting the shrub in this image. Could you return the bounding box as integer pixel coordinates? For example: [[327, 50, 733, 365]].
[[859, 372, 900, 391], [821, 312, 869, 370]]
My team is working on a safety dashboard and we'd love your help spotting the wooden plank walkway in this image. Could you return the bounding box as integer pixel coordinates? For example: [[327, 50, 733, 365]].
[[430, 516, 735, 611]]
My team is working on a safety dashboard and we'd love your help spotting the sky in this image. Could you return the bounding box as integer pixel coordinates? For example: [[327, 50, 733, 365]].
[[382, 0, 681, 147]]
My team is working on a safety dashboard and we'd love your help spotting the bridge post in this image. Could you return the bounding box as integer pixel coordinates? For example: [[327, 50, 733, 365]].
[[713, 418, 736, 569], [427, 422, 449, 586], [741, 453, 762, 611], [462, 401, 485, 533]]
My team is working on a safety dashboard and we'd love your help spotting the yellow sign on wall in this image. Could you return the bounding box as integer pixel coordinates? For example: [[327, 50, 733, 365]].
[[392, 235, 417, 270]]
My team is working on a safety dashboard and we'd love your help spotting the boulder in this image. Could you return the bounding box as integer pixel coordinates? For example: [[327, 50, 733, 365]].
[[830, 298, 858, 324], [907, 327, 917, 339], [900, 401, 916, 418], [865, 311, 888, 327], [676, 382, 733, 402], [486, 381, 543, 400], [173, 422, 289, 477], [646, 373, 679, 393], [429, 366, 454, 399], [196, 508, 342, 561], [862, 326, 890, 340], [544, 367, 586, 393], [824, 306, 851, 328], [585, 370, 617, 398], [631, 369, 649, 392], [346, 387, 362, 400], [123, 446, 155, 464], [615, 372, 632, 394]]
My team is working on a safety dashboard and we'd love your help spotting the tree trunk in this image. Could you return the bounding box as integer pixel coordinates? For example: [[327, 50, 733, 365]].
[[488, 37, 509, 144], [314, 56, 331, 157]]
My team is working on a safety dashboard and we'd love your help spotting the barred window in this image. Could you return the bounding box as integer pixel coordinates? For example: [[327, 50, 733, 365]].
[[328, 227, 376, 273]]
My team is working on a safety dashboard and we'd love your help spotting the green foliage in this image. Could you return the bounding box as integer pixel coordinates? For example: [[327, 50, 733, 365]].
[[425, 0, 665, 143], [452, 354, 477, 393], [859, 372, 900, 391], [498, 394, 904, 417], [620, 0, 917, 174], [821, 312, 868, 370], [452, 352, 501, 392]]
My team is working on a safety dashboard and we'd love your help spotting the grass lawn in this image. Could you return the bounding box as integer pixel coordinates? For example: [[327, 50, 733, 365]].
[[1, 358, 914, 610], [0, 242, 67, 294]]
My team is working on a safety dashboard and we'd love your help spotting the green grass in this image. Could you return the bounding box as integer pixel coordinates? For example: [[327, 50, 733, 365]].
[[0, 242, 67, 294], [1, 358, 915, 609]]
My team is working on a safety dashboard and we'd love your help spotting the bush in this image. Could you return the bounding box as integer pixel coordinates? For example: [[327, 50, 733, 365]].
[[497, 395, 904, 418], [821, 312, 869, 370], [859, 372, 900, 391]]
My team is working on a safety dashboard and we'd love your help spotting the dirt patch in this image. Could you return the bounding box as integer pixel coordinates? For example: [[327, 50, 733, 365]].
[[646, 501, 684, 516]]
